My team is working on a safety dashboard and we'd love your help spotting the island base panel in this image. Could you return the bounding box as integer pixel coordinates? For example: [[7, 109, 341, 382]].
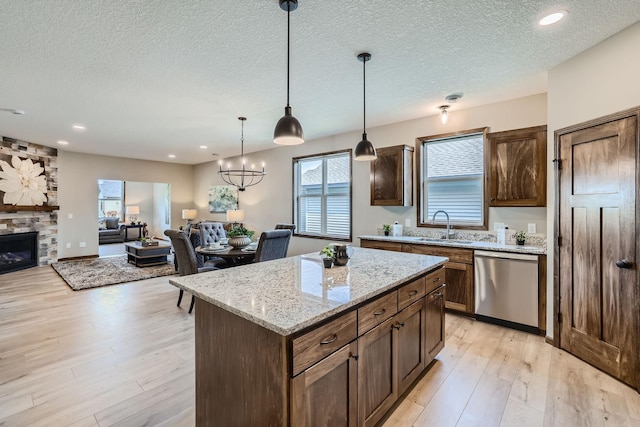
[[195, 298, 288, 427]]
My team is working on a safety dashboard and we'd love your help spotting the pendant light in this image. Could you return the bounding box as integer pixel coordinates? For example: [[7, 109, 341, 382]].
[[218, 117, 266, 191], [439, 105, 449, 124], [274, 0, 304, 145], [354, 52, 377, 161]]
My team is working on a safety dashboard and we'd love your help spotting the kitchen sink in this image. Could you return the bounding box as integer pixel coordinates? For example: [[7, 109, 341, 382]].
[[418, 238, 474, 244]]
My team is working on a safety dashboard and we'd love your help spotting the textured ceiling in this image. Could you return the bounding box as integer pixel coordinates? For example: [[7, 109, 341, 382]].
[[0, 1, 638, 164]]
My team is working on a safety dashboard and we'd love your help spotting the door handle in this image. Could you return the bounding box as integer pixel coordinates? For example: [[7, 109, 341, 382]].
[[615, 258, 633, 269]]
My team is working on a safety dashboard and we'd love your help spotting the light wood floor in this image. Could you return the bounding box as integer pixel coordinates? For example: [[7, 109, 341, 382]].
[[1, 267, 639, 427]]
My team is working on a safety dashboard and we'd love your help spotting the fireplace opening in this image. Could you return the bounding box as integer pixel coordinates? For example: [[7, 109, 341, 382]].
[[0, 232, 38, 274]]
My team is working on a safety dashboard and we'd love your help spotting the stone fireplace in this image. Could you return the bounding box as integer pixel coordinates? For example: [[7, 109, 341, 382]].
[[0, 137, 59, 269], [0, 232, 38, 274]]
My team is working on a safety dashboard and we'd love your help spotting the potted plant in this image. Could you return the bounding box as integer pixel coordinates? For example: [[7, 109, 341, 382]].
[[227, 226, 255, 248], [319, 245, 334, 268], [382, 224, 391, 236], [514, 230, 526, 246]]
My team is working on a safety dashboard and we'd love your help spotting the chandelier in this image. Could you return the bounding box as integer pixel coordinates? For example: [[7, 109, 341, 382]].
[[218, 117, 266, 191]]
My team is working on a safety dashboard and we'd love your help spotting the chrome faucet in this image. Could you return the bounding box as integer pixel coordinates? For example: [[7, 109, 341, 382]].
[[432, 210, 455, 239]]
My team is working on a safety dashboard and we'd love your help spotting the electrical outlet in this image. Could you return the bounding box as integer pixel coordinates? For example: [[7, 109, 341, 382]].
[[405, 218, 411, 227], [0, 224, 6, 230], [528, 223, 537, 234], [79, 242, 86, 248], [65, 243, 71, 248], [68, 213, 73, 219]]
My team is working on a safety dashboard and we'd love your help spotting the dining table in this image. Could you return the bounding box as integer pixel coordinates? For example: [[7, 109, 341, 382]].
[[196, 245, 256, 266]]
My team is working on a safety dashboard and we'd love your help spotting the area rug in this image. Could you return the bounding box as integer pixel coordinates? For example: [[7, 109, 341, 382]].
[[52, 255, 176, 290]]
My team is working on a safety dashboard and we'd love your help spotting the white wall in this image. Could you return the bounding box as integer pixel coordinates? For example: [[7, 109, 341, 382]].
[[546, 21, 640, 338], [152, 182, 171, 239], [194, 93, 548, 257], [58, 151, 194, 258]]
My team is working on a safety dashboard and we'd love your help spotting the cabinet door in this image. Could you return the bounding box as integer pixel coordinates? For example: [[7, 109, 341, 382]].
[[291, 341, 358, 427], [396, 298, 427, 394], [358, 316, 397, 427], [425, 285, 446, 364], [488, 125, 547, 207], [370, 145, 413, 206], [444, 262, 474, 314]]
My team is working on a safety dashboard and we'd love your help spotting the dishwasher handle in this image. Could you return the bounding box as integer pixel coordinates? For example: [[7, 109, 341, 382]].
[[474, 250, 538, 262]]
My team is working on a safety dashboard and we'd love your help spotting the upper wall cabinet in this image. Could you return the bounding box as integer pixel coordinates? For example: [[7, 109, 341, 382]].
[[488, 125, 547, 207], [370, 145, 414, 206]]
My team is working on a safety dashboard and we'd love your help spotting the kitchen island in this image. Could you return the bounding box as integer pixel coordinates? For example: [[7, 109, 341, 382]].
[[170, 247, 447, 427]]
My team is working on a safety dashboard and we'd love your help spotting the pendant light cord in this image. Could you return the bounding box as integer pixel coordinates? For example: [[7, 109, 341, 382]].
[[362, 57, 366, 133], [286, 3, 291, 108]]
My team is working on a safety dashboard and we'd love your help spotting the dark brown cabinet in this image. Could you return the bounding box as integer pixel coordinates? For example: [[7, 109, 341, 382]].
[[370, 145, 414, 206], [401, 243, 474, 315], [425, 285, 446, 363], [488, 125, 547, 207], [396, 299, 427, 394], [291, 341, 358, 427]]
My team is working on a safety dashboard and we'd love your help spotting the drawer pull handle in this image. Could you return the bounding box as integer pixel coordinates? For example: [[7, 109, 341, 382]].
[[373, 308, 386, 316], [320, 334, 338, 345], [349, 352, 359, 361], [433, 277, 440, 282], [435, 292, 443, 297], [408, 290, 418, 296]]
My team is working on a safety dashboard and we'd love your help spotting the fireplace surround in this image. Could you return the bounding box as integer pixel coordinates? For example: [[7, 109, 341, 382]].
[[0, 232, 38, 274]]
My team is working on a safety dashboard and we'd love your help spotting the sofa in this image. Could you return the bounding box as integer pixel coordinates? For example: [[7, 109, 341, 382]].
[[98, 217, 126, 244]]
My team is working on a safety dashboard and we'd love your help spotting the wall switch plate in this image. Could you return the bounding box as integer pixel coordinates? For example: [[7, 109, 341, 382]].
[[494, 222, 506, 231], [528, 223, 537, 233], [65, 243, 71, 248], [68, 213, 73, 219], [405, 218, 411, 227], [79, 242, 86, 248]]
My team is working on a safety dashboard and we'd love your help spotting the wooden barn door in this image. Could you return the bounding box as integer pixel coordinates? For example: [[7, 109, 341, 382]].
[[557, 114, 638, 390]]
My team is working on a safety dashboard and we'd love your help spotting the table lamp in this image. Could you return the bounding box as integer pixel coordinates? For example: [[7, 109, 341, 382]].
[[182, 209, 198, 229], [125, 205, 140, 224], [226, 209, 244, 227]]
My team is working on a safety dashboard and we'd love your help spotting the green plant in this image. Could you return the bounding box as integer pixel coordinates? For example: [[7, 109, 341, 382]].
[[319, 245, 334, 258], [382, 224, 391, 232], [228, 226, 255, 238], [514, 230, 527, 241], [140, 236, 147, 243]]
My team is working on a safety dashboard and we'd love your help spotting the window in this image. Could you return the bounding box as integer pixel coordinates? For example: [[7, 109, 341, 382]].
[[417, 128, 488, 229], [98, 179, 124, 220], [293, 150, 352, 241]]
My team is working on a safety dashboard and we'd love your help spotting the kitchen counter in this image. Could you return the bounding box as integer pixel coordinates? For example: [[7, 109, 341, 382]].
[[358, 234, 546, 255], [169, 247, 447, 336]]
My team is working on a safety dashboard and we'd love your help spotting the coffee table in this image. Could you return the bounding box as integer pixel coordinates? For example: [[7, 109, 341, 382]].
[[124, 241, 172, 267]]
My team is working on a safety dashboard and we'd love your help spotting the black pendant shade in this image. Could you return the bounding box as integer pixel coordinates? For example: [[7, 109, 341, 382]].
[[274, 0, 304, 145], [354, 52, 376, 161]]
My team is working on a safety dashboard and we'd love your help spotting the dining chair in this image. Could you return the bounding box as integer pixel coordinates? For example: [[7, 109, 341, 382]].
[[274, 223, 296, 233], [254, 229, 292, 263], [198, 222, 228, 268], [164, 229, 219, 313]]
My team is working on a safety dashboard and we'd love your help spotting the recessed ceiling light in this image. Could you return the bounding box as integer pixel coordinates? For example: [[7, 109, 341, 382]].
[[200, 145, 208, 149], [168, 154, 176, 159], [539, 10, 567, 26], [72, 124, 86, 131], [57, 140, 69, 145]]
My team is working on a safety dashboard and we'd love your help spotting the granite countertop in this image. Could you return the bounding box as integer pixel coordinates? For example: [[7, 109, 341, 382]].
[[169, 247, 446, 336], [358, 235, 546, 255]]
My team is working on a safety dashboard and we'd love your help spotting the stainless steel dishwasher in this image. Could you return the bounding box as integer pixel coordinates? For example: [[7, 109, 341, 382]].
[[474, 250, 539, 333]]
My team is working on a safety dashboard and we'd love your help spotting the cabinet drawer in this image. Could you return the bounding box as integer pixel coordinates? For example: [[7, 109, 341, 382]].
[[425, 267, 445, 294], [401, 244, 473, 264], [292, 310, 357, 376], [360, 239, 402, 252], [398, 277, 425, 310], [358, 292, 398, 335]]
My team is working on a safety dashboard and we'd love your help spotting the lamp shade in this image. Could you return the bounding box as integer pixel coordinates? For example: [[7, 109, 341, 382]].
[[226, 209, 245, 222], [355, 133, 377, 161], [125, 206, 140, 215], [181, 209, 197, 220], [274, 107, 304, 145]]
